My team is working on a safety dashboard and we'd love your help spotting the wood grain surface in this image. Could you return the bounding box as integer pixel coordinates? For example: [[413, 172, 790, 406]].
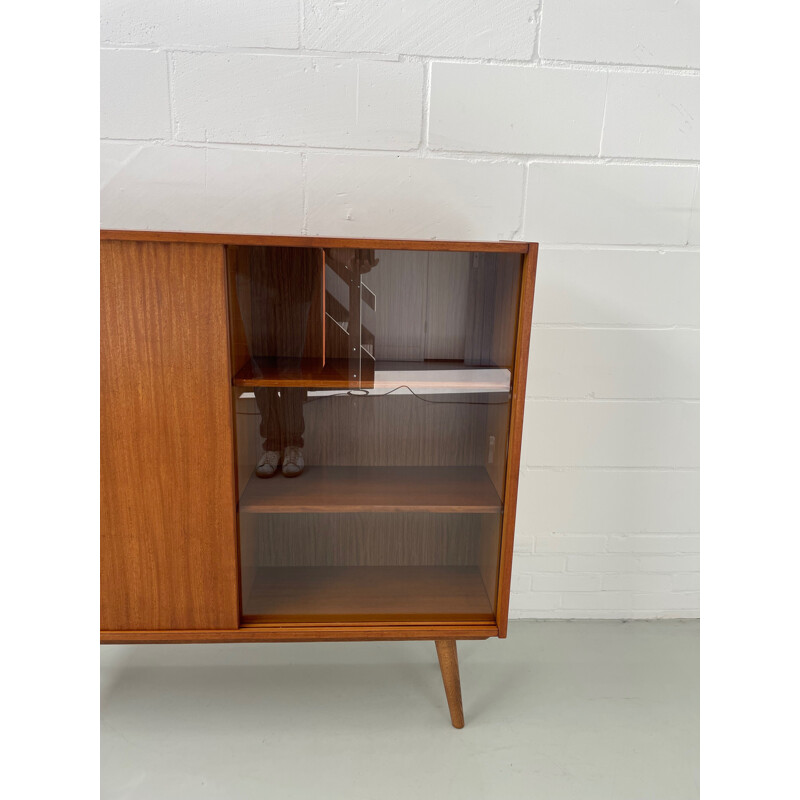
[[300, 392, 489, 468], [435, 640, 465, 728], [238, 466, 502, 513], [100, 233, 537, 647], [495, 244, 538, 636], [100, 240, 240, 630], [101, 623, 498, 643], [243, 566, 495, 622], [234, 356, 353, 387], [249, 512, 492, 568]]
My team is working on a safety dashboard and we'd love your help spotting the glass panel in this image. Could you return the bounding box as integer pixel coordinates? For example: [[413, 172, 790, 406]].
[[239, 512, 501, 622], [228, 246, 523, 623]]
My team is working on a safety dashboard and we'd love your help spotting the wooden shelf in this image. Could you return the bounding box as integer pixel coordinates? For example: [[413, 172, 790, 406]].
[[243, 566, 495, 622], [239, 466, 502, 514], [233, 357, 510, 393], [233, 357, 354, 388]]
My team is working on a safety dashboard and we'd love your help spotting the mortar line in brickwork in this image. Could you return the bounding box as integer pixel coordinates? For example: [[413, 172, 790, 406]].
[[165, 52, 177, 140], [686, 169, 700, 245], [101, 42, 699, 76], [525, 400, 699, 406], [529, 532, 700, 537], [103, 44, 400, 62], [540, 244, 699, 252], [523, 155, 699, 167], [510, 163, 530, 240], [536, 59, 698, 76], [297, 0, 305, 49], [520, 467, 699, 473], [518, 614, 699, 619], [532, 0, 543, 61], [300, 152, 309, 236], [529, 323, 700, 330], [420, 60, 432, 152], [420, 57, 698, 77], [598, 71, 610, 157], [524, 395, 700, 401], [100, 137, 699, 169]]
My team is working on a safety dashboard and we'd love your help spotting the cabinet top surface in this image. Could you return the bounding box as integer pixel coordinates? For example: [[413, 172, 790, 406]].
[[100, 230, 534, 253]]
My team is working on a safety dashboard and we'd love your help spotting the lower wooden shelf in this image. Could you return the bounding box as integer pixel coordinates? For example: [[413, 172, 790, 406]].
[[242, 566, 496, 623], [239, 466, 503, 514]]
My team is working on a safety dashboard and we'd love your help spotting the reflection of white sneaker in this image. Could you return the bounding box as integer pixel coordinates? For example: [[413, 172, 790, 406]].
[[255, 450, 280, 478], [282, 446, 304, 477]]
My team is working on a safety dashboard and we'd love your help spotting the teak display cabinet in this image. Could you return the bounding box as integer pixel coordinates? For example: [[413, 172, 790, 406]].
[[101, 231, 538, 728]]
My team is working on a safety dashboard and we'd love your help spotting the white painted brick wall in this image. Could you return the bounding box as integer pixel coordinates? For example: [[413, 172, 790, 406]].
[[102, 146, 304, 234], [429, 64, 607, 155], [304, 153, 523, 239], [100, 0, 700, 619], [528, 328, 699, 398], [517, 470, 699, 534], [171, 54, 424, 148], [523, 163, 698, 244], [532, 249, 699, 326], [602, 73, 700, 160], [101, 0, 301, 49], [522, 401, 699, 468], [303, 1, 538, 59], [100, 49, 170, 139], [539, 0, 699, 68]]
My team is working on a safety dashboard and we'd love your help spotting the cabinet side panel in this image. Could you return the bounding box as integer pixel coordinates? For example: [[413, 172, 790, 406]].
[[495, 247, 538, 637], [100, 240, 239, 630]]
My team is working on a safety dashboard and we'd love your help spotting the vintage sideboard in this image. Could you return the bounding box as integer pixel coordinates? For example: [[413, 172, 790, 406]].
[[100, 231, 537, 727]]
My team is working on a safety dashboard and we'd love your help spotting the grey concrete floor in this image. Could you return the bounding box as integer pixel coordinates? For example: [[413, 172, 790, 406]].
[[101, 620, 699, 800]]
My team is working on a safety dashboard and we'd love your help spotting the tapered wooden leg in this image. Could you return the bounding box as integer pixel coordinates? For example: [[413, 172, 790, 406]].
[[435, 640, 465, 728]]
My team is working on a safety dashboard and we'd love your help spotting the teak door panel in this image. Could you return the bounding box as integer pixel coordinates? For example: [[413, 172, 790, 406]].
[[100, 240, 239, 630]]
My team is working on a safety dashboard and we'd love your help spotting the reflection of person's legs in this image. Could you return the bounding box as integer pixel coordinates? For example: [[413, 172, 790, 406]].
[[254, 385, 306, 477], [277, 298, 310, 476], [255, 388, 281, 451], [254, 388, 281, 478], [279, 388, 306, 448], [279, 388, 306, 476], [255, 256, 312, 476]]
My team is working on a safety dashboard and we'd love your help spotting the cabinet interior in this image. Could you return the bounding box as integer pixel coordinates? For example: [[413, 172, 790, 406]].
[[227, 245, 523, 624]]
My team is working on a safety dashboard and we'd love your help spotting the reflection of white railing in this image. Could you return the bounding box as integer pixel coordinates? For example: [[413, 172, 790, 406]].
[[238, 366, 510, 404], [306, 367, 511, 397], [239, 368, 511, 401], [325, 255, 376, 383]]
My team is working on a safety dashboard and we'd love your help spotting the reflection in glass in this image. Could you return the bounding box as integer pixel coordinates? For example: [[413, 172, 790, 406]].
[[227, 246, 524, 623]]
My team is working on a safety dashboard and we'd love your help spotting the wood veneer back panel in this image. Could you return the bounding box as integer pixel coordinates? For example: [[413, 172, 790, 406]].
[[302, 393, 487, 466], [100, 240, 240, 630], [252, 513, 487, 567], [248, 246, 325, 360]]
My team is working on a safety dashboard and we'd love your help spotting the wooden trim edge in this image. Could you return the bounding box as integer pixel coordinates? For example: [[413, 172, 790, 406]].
[[100, 230, 530, 253], [495, 242, 539, 637], [101, 624, 498, 644]]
